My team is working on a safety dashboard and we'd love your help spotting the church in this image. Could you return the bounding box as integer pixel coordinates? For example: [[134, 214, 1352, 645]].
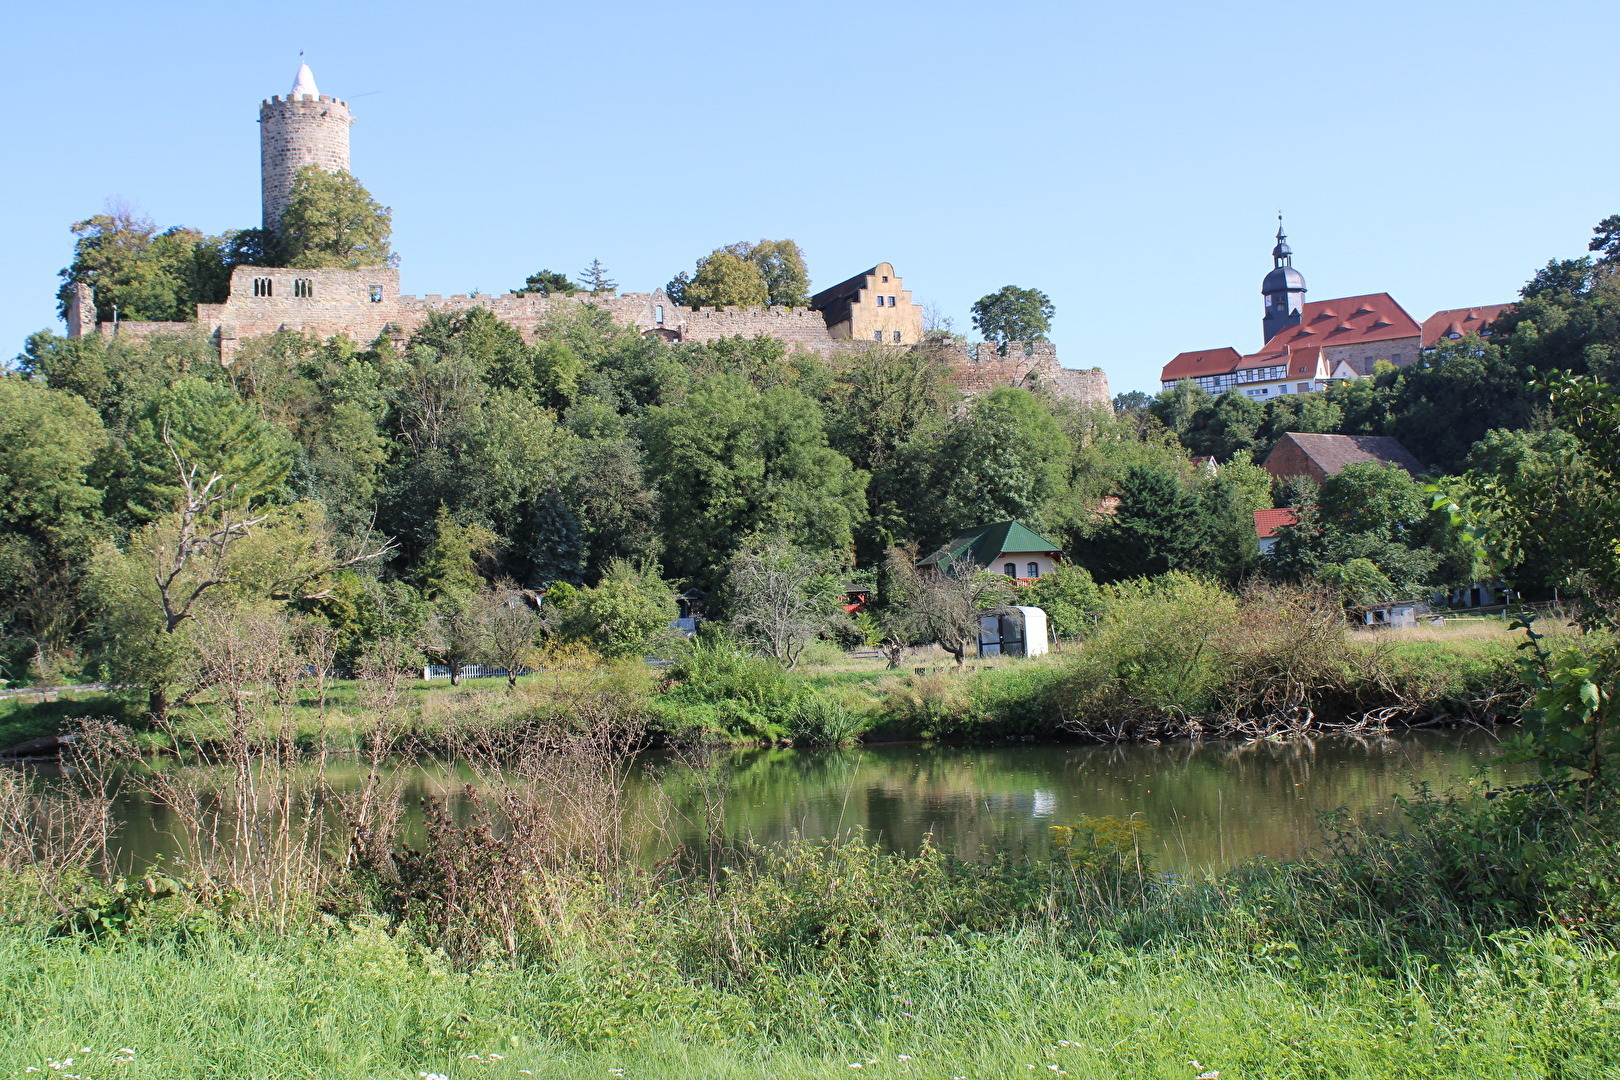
[[1159, 224, 1511, 398]]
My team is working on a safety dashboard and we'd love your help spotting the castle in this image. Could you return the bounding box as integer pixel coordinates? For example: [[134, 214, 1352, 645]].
[[65, 62, 1109, 408], [1159, 223, 1510, 399]]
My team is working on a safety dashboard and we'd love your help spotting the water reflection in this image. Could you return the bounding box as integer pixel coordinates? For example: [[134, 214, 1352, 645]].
[[62, 728, 1522, 875]]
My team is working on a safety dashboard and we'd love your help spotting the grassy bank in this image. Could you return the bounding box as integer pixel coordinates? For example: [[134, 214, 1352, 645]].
[[3, 781, 1618, 1079], [0, 609, 1534, 756]]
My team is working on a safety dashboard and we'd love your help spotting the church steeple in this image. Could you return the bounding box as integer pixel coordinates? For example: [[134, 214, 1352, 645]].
[[1261, 216, 1307, 342]]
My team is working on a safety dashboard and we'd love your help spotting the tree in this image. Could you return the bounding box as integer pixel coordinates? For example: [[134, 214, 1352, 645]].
[[970, 286, 1055, 353], [276, 166, 393, 269], [113, 377, 295, 528], [882, 545, 1012, 666], [421, 590, 488, 686], [515, 269, 576, 297], [576, 259, 617, 294], [1590, 213, 1620, 266], [726, 540, 846, 669], [0, 376, 109, 672], [1020, 562, 1102, 637], [1078, 463, 1253, 584], [479, 581, 542, 687], [416, 508, 500, 600], [56, 205, 210, 323], [930, 387, 1070, 543], [671, 240, 810, 309], [86, 446, 390, 722], [642, 373, 868, 584], [548, 558, 676, 659], [682, 250, 769, 309]]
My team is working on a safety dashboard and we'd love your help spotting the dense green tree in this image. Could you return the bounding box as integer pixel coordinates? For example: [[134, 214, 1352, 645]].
[[1077, 463, 1253, 584], [1020, 562, 1102, 637], [276, 166, 393, 269], [970, 286, 1055, 353], [55, 207, 220, 323], [642, 373, 867, 584], [111, 377, 294, 528], [515, 269, 576, 297], [416, 508, 500, 601], [670, 240, 809, 309], [1150, 380, 1214, 448], [682, 250, 769, 309], [547, 558, 676, 659], [929, 387, 1070, 543], [565, 436, 660, 583], [0, 377, 109, 670], [15, 329, 223, 431]]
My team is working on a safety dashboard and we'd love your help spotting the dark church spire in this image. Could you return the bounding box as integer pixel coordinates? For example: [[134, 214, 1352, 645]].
[[1261, 215, 1307, 343]]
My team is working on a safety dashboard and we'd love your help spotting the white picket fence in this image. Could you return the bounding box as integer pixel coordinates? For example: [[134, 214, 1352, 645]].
[[421, 664, 527, 681]]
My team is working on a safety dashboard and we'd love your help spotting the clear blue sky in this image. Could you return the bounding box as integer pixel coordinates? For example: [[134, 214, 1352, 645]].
[[3, 0, 1614, 394]]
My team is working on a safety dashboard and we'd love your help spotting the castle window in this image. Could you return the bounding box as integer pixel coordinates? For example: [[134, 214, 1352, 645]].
[[892, 331, 902, 343], [293, 278, 313, 298], [889, 295, 897, 306], [1027, 563, 1040, 579], [881, 275, 889, 283], [368, 285, 383, 303], [873, 330, 883, 342], [656, 305, 665, 324], [253, 277, 273, 297], [1004, 563, 1017, 578]]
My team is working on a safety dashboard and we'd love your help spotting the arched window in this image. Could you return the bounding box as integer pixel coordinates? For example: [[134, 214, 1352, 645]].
[[1026, 562, 1040, 579], [655, 304, 665, 324], [293, 278, 313, 298], [1004, 563, 1017, 578], [253, 277, 273, 297]]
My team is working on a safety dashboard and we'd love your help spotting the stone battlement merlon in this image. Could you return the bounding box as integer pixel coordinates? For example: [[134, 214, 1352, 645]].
[[260, 94, 348, 107]]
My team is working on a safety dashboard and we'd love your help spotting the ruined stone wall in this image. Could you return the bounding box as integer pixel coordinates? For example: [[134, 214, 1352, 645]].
[[260, 93, 352, 231], [932, 341, 1110, 406]]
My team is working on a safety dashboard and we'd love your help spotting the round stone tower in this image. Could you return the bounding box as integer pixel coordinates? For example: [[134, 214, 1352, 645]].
[[259, 62, 352, 232]]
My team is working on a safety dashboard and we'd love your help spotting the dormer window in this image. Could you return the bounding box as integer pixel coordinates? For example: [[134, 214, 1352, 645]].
[[253, 277, 273, 297]]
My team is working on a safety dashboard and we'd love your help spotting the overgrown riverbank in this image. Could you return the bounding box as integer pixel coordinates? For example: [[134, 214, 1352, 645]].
[[2, 756, 1618, 1078], [0, 598, 1536, 759]]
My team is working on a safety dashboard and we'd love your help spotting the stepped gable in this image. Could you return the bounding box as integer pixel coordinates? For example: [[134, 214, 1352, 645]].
[[1421, 304, 1512, 346], [1261, 432, 1425, 484]]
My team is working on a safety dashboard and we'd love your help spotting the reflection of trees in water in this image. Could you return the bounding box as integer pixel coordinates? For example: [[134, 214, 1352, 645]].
[[100, 729, 1521, 875]]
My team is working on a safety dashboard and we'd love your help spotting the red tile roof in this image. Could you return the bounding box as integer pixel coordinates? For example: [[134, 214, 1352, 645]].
[[1420, 304, 1513, 347], [1252, 507, 1298, 539], [1161, 295, 1423, 386], [1252, 293, 1421, 356], [1161, 347, 1243, 382]]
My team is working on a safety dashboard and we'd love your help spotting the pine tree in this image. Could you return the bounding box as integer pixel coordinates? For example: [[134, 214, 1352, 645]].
[[576, 259, 617, 294]]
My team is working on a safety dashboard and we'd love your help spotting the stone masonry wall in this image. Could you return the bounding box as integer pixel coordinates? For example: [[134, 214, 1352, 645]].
[[260, 94, 352, 231], [932, 341, 1111, 406]]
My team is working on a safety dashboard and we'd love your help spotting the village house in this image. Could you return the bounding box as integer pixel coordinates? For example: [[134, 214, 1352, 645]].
[[918, 521, 1066, 581], [1253, 508, 1299, 556], [1261, 432, 1425, 484]]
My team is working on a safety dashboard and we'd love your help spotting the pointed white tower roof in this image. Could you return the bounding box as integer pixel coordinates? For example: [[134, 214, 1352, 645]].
[[290, 62, 319, 97]]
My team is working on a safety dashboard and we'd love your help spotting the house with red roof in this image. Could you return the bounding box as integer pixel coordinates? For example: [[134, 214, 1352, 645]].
[[1159, 224, 1510, 398], [1252, 508, 1298, 556]]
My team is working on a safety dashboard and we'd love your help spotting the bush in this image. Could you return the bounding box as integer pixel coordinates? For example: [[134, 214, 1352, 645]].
[[787, 690, 864, 746], [652, 635, 805, 741]]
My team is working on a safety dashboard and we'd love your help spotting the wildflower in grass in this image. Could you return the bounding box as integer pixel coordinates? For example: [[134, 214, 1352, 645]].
[[897, 1055, 912, 1062]]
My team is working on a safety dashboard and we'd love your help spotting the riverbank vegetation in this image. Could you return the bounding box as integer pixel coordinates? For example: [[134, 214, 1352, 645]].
[[2, 685, 1618, 1077]]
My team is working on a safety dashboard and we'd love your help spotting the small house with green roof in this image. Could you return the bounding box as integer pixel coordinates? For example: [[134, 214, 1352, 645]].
[[917, 520, 1065, 581]]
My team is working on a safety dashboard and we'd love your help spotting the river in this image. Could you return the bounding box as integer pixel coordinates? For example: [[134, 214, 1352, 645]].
[[83, 727, 1523, 876]]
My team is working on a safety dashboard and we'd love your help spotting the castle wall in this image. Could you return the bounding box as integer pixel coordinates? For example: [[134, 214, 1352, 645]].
[[260, 93, 352, 231], [107, 266, 1106, 408], [931, 341, 1110, 406]]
